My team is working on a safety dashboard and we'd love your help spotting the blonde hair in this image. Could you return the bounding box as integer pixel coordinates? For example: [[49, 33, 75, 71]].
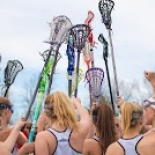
[[120, 102, 143, 133], [44, 91, 78, 129]]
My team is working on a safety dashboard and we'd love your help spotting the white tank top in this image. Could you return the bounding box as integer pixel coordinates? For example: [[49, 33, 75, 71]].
[[48, 128, 81, 155], [117, 135, 143, 155]]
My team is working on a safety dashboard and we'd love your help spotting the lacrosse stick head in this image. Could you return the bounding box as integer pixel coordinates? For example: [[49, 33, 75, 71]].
[[4, 60, 23, 86], [84, 10, 95, 26], [46, 15, 73, 45], [98, 0, 115, 29], [85, 67, 104, 103], [40, 49, 61, 62], [84, 11, 95, 45], [68, 24, 91, 50], [98, 33, 108, 58]]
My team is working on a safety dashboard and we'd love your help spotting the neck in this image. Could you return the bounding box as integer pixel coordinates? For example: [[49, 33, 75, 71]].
[[0, 118, 7, 127], [51, 122, 66, 131], [123, 128, 141, 139]]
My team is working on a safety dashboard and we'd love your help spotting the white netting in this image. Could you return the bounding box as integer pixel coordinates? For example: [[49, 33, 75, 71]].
[[4, 60, 23, 85], [68, 24, 90, 50], [40, 50, 61, 62], [85, 67, 104, 102], [48, 15, 73, 45], [98, 0, 114, 29]]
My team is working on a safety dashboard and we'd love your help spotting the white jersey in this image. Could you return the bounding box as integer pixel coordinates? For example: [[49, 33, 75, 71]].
[[117, 135, 143, 155], [48, 128, 81, 155]]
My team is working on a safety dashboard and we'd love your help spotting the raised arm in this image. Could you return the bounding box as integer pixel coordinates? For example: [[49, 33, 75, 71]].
[[4, 118, 26, 152], [144, 71, 155, 96], [72, 97, 91, 133]]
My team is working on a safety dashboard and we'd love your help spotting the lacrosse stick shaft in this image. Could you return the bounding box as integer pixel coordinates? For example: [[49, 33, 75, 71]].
[[104, 57, 115, 112], [29, 46, 54, 141], [46, 45, 60, 95], [68, 77, 72, 97], [25, 46, 53, 120], [74, 51, 81, 97], [108, 30, 119, 96], [66, 44, 75, 97], [4, 87, 9, 97]]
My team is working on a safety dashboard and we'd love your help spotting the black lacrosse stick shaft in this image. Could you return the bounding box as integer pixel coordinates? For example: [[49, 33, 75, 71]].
[[98, 33, 115, 113], [108, 30, 119, 96], [103, 55, 115, 112], [46, 44, 61, 95], [74, 50, 81, 97], [4, 86, 10, 97]]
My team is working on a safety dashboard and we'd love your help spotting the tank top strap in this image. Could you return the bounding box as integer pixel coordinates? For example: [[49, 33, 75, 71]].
[[48, 128, 72, 141], [117, 135, 143, 155], [92, 135, 100, 142]]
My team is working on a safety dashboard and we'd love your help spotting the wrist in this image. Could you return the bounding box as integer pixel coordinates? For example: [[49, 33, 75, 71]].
[[13, 126, 21, 132]]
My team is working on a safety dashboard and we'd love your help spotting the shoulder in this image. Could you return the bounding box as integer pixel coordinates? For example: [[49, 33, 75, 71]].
[[83, 138, 99, 147], [82, 139, 101, 155], [105, 141, 124, 155], [35, 131, 57, 155], [137, 133, 155, 154], [36, 130, 57, 143], [36, 130, 52, 139], [0, 127, 12, 141], [139, 132, 155, 145]]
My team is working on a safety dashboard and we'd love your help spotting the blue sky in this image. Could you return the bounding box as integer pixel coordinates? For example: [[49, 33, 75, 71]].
[[0, 0, 155, 122]]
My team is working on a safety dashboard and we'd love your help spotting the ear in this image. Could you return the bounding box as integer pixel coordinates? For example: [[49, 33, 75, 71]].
[[4, 109, 9, 116]]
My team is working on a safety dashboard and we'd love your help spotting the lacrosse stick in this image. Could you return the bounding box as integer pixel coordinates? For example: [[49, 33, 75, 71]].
[[98, 0, 119, 96], [45, 47, 62, 95], [46, 16, 73, 95], [68, 24, 90, 97], [71, 68, 84, 96], [4, 60, 23, 97], [66, 35, 75, 97], [83, 11, 95, 106], [84, 11, 96, 68], [98, 33, 115, 112], [40, 48, 61, 95], [85, 67, 104, 103], [28, 15, 72, 142]]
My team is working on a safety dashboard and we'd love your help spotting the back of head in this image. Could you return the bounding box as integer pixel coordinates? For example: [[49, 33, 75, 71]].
[[0, 97, 11, 125], [121, 102, 143, 134], [0, 97, 11, 115], [44, 91, 78, 129], [0, 97, 10, 105], [92, 102, 116, 153]]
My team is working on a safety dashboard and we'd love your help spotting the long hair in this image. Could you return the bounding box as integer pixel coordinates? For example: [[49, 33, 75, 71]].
[[120, 102, 143, 134], [92, 102, 116, 153], [44, 91, 78, 129]]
